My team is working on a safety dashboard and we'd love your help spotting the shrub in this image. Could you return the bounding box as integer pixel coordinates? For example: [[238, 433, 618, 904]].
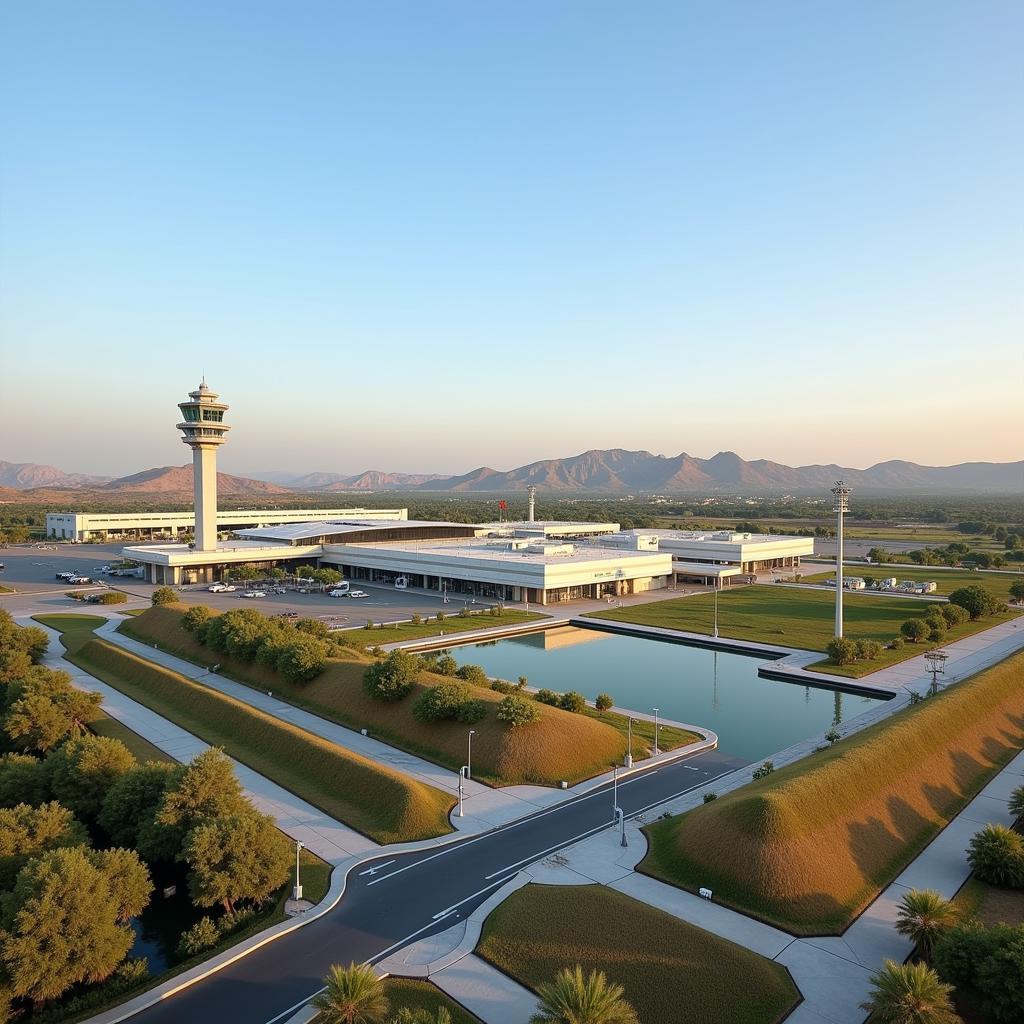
[[901, 618, 930, 643], [827, 637, 857, 665], [534, 688, 561, 706], [497, 694, 540, 727], [490, 679, 515, 694], [595, 693, 614, 712], [91, 591, 128, 605], [702, 792, 718, 803], [433, 654, 458, 676], [825, 727, 841, 745], [294, 618, 330, 639], [860, 960, 957, 1024], [455, 663, 488, 686], [363, 620, 375, 630], [413, 682, 473, 723], [177, 916, 219, 958], [363, 650, 418, 702], [410, 613, 422, 625], [940, 603, 969, 627], [967, 824, 1024, 888], [456, 700, 487, 724], [276, 635, 328, 684], [151, 587, 177, 606], [949, 584, 999, 620], [182, 605, 214, 635], [559, 691, 587, 714], [516, 676, 528, 690], [853, 639, 883, 661], [751, 761, 774, 780], [458, 607, 470, 618], [935, 921, 1024, 1023], [889, 636, 905, 650], [435, 612, 446, 623]]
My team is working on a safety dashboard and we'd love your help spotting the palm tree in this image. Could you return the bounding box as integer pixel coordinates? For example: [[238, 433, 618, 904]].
[[1009, 784, 1024, 820], [312, 963, 390, 1024], [860, 960, 960, 1024], [895, 889, 960, 960], [530, 965, 639, 1024]]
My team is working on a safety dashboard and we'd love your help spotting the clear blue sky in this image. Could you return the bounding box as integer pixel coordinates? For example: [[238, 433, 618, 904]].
[[2, 1, 1022, 477]]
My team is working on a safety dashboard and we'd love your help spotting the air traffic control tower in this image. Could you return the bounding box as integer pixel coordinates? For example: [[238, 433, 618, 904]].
[[176, 381, 229, 551]]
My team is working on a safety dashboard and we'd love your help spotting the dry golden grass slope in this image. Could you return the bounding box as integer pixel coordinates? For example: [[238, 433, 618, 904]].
[[643, 649, 1024, 934], [122, 606, 626, 786]]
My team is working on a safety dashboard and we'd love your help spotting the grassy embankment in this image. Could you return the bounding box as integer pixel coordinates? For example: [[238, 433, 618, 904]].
[[40, 615, 454, 844], [120, 605, 660, 786], [345, 608, 546, 647], [588, 585, 1020, 678], [33, 613, 173, 764], [477, 884, 798, 1024], [802, 565, 1023, 603], [641, 650, 1024, 934]]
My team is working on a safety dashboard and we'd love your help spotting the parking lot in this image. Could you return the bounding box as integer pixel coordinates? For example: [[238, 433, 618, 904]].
[[0, 542, 490, 625]]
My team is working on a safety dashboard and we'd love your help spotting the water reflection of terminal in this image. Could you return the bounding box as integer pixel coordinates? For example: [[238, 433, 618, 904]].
[[510, 625, 614, 652]]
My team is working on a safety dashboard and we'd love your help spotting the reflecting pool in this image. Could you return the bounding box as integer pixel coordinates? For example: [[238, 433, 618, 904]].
[[454, 625, 885, 762]]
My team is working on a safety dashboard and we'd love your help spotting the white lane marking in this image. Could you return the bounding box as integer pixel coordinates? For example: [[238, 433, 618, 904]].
[[483, 824, 609, 879], [263, 987, 327, 1024], [359, 859, 395, 876], [366, 763, 677, 887], [432, 875, 516, 920]]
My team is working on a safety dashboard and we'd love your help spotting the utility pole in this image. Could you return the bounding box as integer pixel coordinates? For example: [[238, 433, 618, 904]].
[[831, 481, 851, 637]]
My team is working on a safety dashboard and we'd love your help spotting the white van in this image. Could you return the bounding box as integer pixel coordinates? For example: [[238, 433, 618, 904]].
[[328, 582, 350, 597]]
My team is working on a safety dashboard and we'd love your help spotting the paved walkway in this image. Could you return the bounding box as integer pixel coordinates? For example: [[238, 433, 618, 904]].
[[28, 618, 374, 864]]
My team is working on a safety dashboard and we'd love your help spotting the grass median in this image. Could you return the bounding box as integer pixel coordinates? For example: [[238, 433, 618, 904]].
[[641, 649, 1024, 934], [587, 584, 1019, 677], [49, 619, 454, 844], [477, 884, 798, 1024]]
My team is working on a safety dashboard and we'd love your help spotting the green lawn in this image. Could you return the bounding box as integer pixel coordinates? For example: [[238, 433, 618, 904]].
[[343, 608, 545, 648], [802, 565, 1024, 603], [581, 707, 698, 755], [38, 616, 455, 844], [384, 979, 481, 1024], [477, 884, 798, 1024], [587, 585, 1020, 677]]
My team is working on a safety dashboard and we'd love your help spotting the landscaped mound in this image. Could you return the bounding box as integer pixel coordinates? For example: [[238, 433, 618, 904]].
[[121, 606, 627, 786], [643, 650, 1024, 933], [74, 637, 455, 844]]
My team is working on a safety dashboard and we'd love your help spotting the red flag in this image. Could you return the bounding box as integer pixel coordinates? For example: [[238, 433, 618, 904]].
[[498, 500, 507, 510]]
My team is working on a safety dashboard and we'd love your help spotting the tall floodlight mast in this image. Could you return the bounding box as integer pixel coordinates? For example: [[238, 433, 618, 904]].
[[831, 480, 851, 637], [176, 381, 230, 552]]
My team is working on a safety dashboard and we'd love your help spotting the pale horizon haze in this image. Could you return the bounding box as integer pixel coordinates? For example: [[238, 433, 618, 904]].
[[2, 2, 1022, 477]]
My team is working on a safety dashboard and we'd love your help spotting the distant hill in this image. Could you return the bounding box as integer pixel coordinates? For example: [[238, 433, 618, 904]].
[[0, 460, 112, 490], [408, 449, 1024, 495], [100, 465, 292, 495], [3, 451, 1021, 497]]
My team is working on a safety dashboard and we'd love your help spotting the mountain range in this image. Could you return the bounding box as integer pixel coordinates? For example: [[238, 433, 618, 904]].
[[1, 451, 1021, 496]]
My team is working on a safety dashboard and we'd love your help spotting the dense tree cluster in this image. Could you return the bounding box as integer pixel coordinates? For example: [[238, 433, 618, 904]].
[[183, 607, 330, 683], [0, 615, 293, 1015]]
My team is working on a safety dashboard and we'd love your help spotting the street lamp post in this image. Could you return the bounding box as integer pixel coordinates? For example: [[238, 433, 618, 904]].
[[625, 717, 633, 769], [292, 840, 304, 901], [831, 481, 851, 638], [467, 729, 475, 780], [652, 708, 660, 756], [457, 769, 465, 817], [612, 763, 619, 820]]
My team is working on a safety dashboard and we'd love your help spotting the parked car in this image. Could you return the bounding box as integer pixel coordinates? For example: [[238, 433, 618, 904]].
[[242, 590, 267, 599], [328, 589, 348, 598], [348, 590, 369, 599], [271, 587, 287, 594], [208, 583, 228, 593]]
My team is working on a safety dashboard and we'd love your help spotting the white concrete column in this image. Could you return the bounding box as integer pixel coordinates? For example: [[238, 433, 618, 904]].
[[193, 445, 218, 552]]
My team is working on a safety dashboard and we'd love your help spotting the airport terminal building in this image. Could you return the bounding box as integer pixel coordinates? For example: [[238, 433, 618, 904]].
[[46, 507, 407, 542]]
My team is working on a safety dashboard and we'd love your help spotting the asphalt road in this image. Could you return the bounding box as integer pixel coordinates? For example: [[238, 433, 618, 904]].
[[125, 746, 744, 1024]]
